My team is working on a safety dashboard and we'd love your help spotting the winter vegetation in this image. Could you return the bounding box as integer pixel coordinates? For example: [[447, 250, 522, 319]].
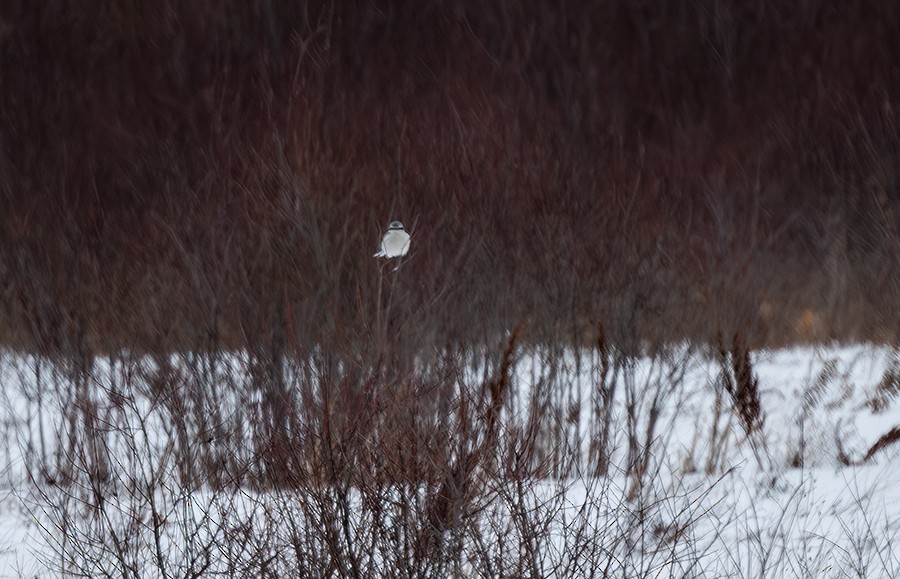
[[1, 1, 899, 577]]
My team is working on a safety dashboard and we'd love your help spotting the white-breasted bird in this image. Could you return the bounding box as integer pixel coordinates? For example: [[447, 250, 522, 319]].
[[374, 220, 411, 258]]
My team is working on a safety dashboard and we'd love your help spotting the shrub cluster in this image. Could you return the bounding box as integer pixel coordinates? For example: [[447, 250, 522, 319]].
[[1, 0, 898, 355]]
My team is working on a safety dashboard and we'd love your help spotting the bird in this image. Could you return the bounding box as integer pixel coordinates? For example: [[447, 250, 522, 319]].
[[374, 220, 411, 258]]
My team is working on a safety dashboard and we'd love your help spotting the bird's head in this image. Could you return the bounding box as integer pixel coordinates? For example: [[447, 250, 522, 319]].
[[388, 220, 405, 231]]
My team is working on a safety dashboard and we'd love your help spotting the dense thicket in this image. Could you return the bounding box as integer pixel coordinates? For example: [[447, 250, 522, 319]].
[[1, 0, 899, 353]]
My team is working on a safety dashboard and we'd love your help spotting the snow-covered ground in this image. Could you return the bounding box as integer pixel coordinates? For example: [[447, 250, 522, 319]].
[[0, 345, 898, 577]]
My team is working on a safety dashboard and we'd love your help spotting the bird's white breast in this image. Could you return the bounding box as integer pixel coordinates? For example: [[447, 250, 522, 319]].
[[381, 230, 410, 257]]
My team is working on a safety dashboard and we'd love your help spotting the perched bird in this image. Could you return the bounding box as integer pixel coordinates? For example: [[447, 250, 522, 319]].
[[374, 220, 411, 258]]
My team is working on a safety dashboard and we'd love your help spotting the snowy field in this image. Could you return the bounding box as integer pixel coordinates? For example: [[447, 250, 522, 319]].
[[0, 345, 898, 577]]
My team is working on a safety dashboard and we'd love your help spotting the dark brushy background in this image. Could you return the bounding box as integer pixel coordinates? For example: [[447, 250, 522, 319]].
[[1, 0, 898, 354]]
